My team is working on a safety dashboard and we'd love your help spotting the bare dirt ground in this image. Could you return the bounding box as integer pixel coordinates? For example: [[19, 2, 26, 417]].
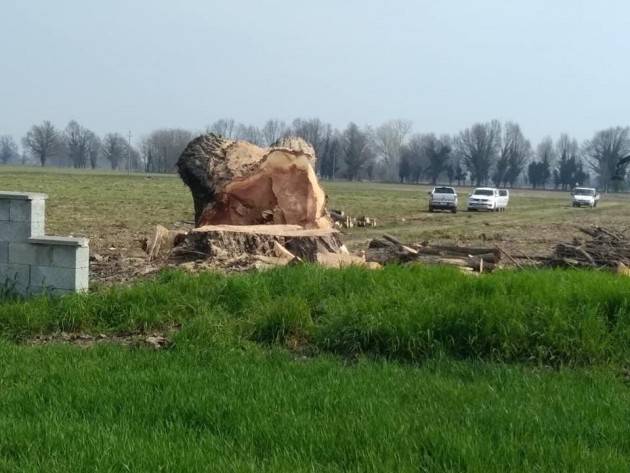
[[1, 166, 628, 283]]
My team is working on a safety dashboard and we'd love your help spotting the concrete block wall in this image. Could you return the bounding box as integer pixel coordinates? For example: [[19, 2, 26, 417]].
[[0, 192, 89, 295]]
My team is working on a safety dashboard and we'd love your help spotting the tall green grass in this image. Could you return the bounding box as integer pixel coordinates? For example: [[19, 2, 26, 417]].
[[1, 265, 629, 365], [1, 266, 630, 471], [0, 343, 629, 472]]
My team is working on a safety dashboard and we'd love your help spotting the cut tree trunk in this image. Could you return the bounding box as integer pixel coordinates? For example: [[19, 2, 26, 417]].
[[176, 134, 332, 229], [172, 224, 344, 262]]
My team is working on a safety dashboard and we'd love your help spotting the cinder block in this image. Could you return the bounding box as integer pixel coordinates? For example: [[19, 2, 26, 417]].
[[0, 242, 8, 263], [0, 221, 32, 242], [30, 219, 45, 237], [0, 263, 30, 289], [28, 286, 74, 296], [9, 242, 54, 266], [9, 200, 32, 222], [30, 265, 89, 292], [8, 199, 45, 237], [26, 238, 89, 268], [75, 265, 89, 291], [29, 199, 46, 224], [0, 201, 9, 221], [76, 246, 89, 269], [53, 246, 89, 269]]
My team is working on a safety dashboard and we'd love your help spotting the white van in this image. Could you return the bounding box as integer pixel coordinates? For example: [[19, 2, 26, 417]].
[[571, 187, 600, 208], [467, 188, 509, 212]]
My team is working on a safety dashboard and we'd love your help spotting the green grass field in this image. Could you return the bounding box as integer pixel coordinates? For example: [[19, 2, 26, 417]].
[[1, 166, 630, 471]]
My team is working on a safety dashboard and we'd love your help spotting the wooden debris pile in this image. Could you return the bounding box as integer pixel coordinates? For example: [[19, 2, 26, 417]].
[[551, 226, 630, 270], [330, 209, 377, 229], [366, 235, 501, 273]]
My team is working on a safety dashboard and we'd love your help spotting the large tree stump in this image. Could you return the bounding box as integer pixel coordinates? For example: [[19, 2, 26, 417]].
[[176, 134, 331, 229], [172, 224, 344, 262]]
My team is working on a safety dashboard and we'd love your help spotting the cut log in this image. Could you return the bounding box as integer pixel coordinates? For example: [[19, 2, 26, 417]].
[[315, 251, 367, 268], [383, 234, 403, 246], [400, 245, 419, 256], [273, 241, 296, 260], [329, 210, 345, 221], [176, 134, 331, 229], [144, 225, 187, 261], [415, 245, 501, 258], [253, 255, 292, 267], [368, 238, 395, 249], [366, 246, 402, 264]]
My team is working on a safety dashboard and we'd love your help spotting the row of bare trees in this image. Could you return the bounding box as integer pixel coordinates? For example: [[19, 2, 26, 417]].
[[3, 119, 630, 189], [1, 121, 141, 170]]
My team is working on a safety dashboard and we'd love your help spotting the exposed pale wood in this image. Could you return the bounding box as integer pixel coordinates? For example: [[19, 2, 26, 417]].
[[177, 134, 331, 229], [616, 262, 630, 276], [192, 224, 338, 237], [315, 251, 367, 268], [174, 224, 344, 263], [145, 225, 187, 261], [253, 255, 291, 267], [400, 245, 419, 255], [273, 241, 296, 260]]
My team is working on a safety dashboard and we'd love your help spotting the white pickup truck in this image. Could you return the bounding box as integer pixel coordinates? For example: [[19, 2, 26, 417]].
[[571, 187, 600, 208], [428, 186, 458, 213], [467, 188, 509, 212]]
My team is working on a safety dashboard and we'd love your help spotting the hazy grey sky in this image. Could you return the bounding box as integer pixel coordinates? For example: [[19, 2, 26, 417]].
[[2, 0, 629, 144]]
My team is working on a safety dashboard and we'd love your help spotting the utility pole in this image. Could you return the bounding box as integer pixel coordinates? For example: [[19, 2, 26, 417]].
[[127, 130, 132, 175]]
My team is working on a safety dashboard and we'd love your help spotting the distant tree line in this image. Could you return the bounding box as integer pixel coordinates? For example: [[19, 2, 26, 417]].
[[2, 118, 630, 191]]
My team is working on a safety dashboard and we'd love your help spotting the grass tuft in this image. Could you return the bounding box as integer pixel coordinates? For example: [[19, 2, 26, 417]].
[[1, 265, 630, 365]]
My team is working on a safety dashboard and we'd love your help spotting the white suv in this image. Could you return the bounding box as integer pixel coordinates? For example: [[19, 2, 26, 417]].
[[467, 188, 509, 212]]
